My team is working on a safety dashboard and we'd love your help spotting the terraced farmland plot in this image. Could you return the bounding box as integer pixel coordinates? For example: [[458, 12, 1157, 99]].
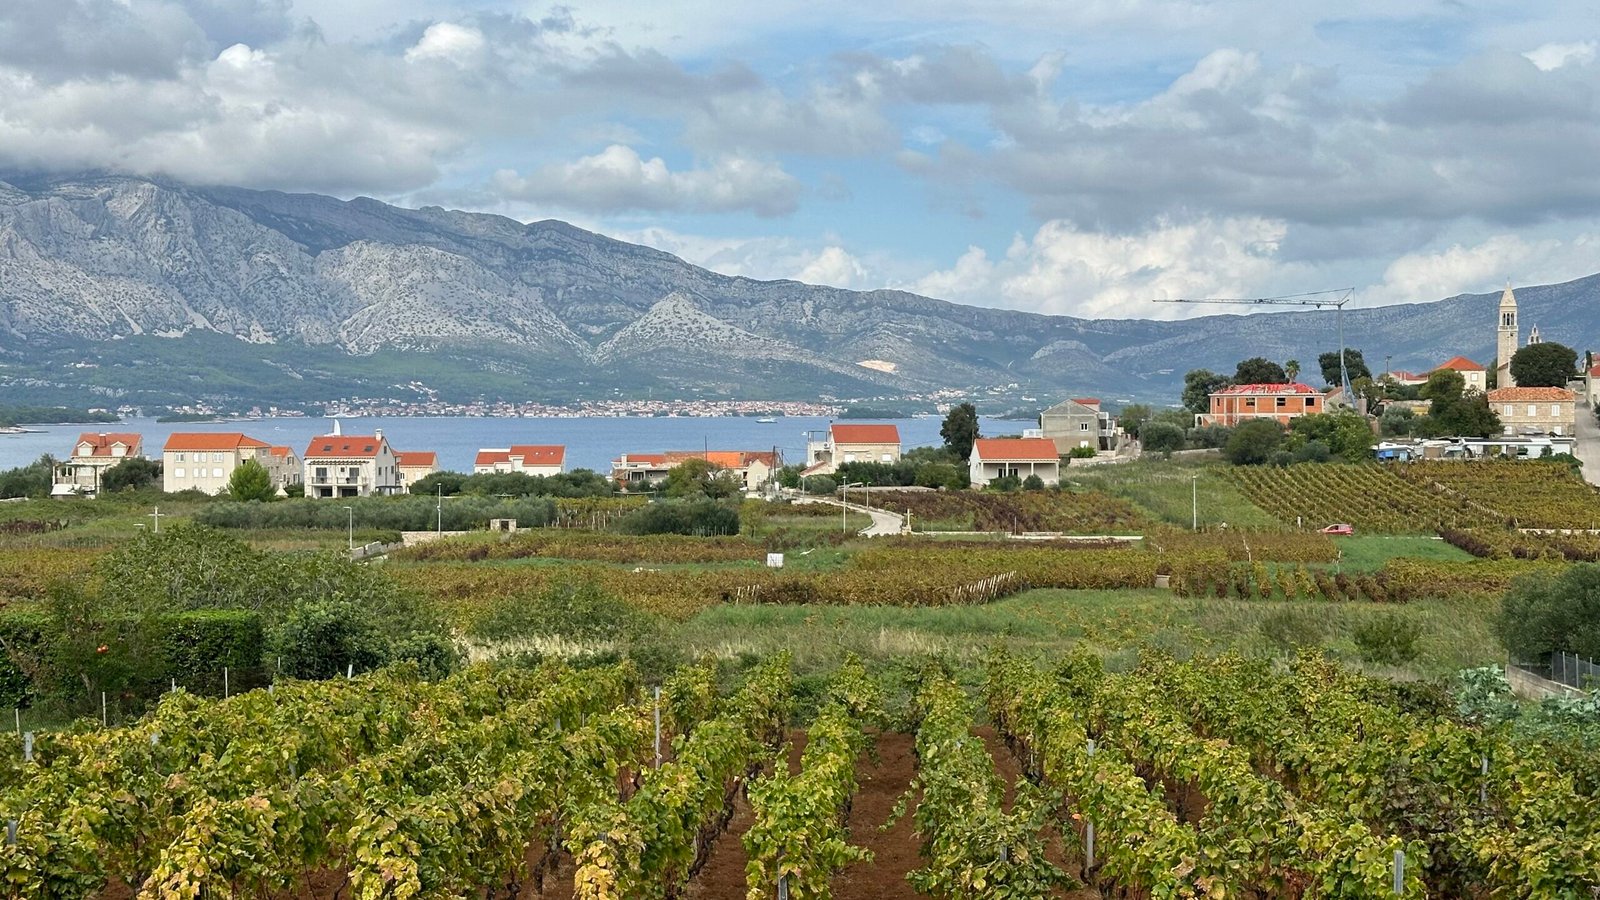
[[1397, 460, 1600, 530], [1228, 464, 1498, 533]]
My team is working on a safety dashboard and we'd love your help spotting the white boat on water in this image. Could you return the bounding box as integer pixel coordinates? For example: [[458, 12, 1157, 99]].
[[757, 416, 777, 423]]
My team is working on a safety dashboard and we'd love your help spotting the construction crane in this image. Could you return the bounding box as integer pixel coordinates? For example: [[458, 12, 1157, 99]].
[[1154, 288, 1357, 400]]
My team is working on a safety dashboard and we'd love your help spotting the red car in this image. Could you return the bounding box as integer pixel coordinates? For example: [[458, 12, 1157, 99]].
[[1320, 523, 1354, 535]]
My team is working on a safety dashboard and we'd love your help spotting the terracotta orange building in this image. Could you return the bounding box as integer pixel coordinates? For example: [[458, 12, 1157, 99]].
[[1198, 383, 1323, 427]]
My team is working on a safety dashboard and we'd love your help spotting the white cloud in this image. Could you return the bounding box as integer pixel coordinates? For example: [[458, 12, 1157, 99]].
[[794, 246, 868, 288], [405, 23, 488, 66], [490, 145, 802, 216], [1524, 41, 1596, 71], [910, 216, 1294, 318], [1375, 233, 1600, 304]]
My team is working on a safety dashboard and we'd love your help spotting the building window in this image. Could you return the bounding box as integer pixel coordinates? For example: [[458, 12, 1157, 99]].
[[213, 468, 223, 478], [1245, 398, 1255, 407], [174, 453, 185, 463], [174, 467, 185, 478], [1079, 422, 1090, 431], [1527, 405, 1537, 417], [1551, 405, 1561, 417], [1307, 397, 1317, 406], [1276, 397, 1287, 408], [1504, 405, 1514, 416]]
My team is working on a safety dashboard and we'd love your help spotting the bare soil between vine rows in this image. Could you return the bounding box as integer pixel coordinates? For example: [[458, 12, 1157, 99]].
[[96, 727, 1098, 899]]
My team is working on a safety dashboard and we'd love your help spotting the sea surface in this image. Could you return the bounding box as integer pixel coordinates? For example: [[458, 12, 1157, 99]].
[[0, 415, 1018, 474]]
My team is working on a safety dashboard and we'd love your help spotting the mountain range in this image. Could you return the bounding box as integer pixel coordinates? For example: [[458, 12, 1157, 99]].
[[1, 172, 1596, 411]]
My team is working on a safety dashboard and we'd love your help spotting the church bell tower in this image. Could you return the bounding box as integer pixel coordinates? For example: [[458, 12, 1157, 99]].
[[1497, 282, 1519, 388]]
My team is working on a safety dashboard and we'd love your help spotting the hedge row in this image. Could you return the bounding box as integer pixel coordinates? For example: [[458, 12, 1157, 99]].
[[0, 608, 264, 708]]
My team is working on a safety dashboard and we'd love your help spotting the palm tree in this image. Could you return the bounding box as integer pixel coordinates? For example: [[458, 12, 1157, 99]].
[[1285, 359, 1301, 382]]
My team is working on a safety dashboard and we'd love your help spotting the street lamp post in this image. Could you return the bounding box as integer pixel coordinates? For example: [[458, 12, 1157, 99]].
[[436, 483, 443, 536], [841, 482, 865, 533], [343, 505, 354, 553], [1191, 474, 1199, 531]]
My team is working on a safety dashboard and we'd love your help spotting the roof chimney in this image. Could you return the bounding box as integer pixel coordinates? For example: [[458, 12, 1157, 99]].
[[374, 428, 384, 442]]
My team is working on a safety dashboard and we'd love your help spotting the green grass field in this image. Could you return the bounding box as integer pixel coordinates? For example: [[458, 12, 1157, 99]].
[[1064, 459, 1284, 529], [671, 588, 1502, 681]]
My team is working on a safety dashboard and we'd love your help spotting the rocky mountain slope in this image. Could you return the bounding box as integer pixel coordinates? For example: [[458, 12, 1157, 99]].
[[1, 172, 1596, 408]]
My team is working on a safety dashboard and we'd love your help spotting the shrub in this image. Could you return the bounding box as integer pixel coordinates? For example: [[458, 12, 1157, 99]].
[[988, 475, 1022, 492], [158, 609, 266, 692], [471, 580, 653, 644], [1497, 563, 1600, 661], [101, 457, 162, 493], [1352, 613, 1421, 665], [227, 459, 276, 502], [803, 475, 838, 495], [1140, 422, 1186, 456], [615, 499, 741, 536], [1022, 474, 1046, 491], [0, 610, 51, 708], [270, 597, 388, 680], [1224, 419, 1285, 466], [194, 495, 559, 531], [1068, 446, 1097, 459], [1259, 607, 1325, 651], [1292, 440, 1332, 463]]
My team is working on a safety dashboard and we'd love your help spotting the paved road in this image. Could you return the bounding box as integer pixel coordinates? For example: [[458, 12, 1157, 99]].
[[1575, 404, 1600, 487], [790, 495, 906, 536]]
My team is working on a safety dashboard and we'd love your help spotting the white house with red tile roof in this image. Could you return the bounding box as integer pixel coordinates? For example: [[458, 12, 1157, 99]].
[[1586, 362, 1600, 407], [52, 431, 143, 497], [162, 432, 278, 495], [302, 430, 399, 498], [474, 445, 566, 477], [611, 450, 782, 492], [394, 451, 439, 492], [1198, 383, 1323, 427], [1434, 356, 1488, 393], [969, 438, 1061, 488], [804, 423, 901, 475], [1487, 386, 1576, 436]]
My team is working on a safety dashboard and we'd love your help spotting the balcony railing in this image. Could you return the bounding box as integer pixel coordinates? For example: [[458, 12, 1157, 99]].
[[309, 476, 368, 487]]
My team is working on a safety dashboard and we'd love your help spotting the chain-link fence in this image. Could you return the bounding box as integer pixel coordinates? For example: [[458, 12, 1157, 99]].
[[1513, 651, 1600, 690]]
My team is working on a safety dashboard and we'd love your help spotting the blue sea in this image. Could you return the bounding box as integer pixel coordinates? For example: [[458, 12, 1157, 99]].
[[0, 415, 1017, 474]]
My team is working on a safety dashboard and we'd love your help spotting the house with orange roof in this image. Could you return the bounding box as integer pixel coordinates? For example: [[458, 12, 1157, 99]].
[[969, 438, 1061, 488], [1040, 397, 1121, 453], [1587, 362, 1600, 407], [1434, 356, 1488, 393], [162, 431, 283, 495], [52, 431, 143, 497], [1197, 383, 1323, 427], [1386, 370, 1431, 387], [473, 445, 566, 477], [1486, 386, 1576, 436], [395, 451, 439, 492], [610, 449, 782, 492], [804, 423, 901, 475], [303, 430, 400, 498]]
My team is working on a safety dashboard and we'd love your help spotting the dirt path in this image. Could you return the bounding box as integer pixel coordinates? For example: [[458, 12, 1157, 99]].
[[833, 729, 923, 899]]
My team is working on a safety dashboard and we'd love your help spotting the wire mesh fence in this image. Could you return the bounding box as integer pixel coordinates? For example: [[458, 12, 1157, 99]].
[[1512, 651, 1600, 690]]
